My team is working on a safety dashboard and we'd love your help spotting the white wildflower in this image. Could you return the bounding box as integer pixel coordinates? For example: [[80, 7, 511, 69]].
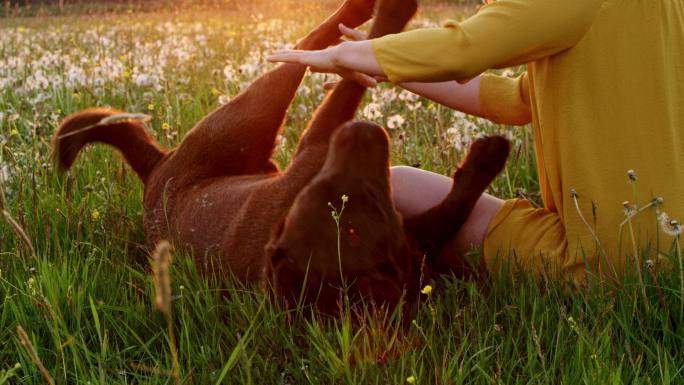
[[66, 65, 87, 87], [363, 102, 383, 120], [133, 73, 152, 87], [223, 64, 236, 83], [387, 114, 405, 130], [398, 90, 418, 102], [239, 62, 259, 78], [298, 85, 311, 96], [0, 163, 10, 184], [659, 212, 683, 237]]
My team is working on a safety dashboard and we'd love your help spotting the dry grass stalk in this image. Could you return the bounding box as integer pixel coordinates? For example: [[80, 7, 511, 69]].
[[0, 186, 35, 256], [16, 324, 55, 385], [129, 361, 175, 377], [151, 240, 180, 384], [152, 240, 173, 315], [626, 219, 650, 312]]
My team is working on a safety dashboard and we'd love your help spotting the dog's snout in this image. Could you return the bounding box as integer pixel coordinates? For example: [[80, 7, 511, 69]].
[[335, 121, 388, 146]]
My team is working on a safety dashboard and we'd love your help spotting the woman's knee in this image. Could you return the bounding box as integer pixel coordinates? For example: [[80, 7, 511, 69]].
[[390, 165, 504, 250], [390, 165, 453, 217]]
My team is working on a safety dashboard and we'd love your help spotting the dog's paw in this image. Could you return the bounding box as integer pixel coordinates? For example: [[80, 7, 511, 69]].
[[463, 135, 510, 177]]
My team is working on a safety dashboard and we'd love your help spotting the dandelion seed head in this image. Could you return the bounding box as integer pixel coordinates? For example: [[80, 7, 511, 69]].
[[387, 114, 405, 130], [627, 169, 637, 182], [362, 102, 383, 120], [659, 212, 683, 237]]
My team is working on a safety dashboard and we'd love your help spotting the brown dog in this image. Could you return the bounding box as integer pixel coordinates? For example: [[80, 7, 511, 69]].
[[53, 0, 509, 314]]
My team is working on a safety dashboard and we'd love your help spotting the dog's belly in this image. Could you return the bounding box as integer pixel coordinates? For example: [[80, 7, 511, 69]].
[[162, 174, 286, 283]]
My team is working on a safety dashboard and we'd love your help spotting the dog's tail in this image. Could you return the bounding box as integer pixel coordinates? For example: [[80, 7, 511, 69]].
[[52, 108, 166, 183]]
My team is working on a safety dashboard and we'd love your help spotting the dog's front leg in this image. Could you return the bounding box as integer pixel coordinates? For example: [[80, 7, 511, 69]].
[[282, 0, 418, 187], [166, 0, 377, 181]]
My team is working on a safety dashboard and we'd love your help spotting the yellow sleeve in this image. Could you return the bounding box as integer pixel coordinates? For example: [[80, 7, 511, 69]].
[[371, 0, 601, 83], [480, 72, 531, 125]]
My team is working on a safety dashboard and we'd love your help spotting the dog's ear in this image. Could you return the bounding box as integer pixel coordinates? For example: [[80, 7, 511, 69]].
[[264, 218, 300, 306]]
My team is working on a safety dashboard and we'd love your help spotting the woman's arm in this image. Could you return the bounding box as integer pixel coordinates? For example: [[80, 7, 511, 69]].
[[270, 25, 485, 117], [268, 40, 384, 78], [389, 74, 532, 125], [390, 74, 532, 125], [397, 78, 483, 117], [269, 0, 601, 84]]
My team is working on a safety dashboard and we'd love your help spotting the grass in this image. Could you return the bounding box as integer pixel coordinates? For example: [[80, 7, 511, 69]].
[[0, 1, 683, 383]]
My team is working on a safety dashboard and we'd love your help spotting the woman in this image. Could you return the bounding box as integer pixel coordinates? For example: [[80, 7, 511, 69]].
[[268, 0, 684, 282]]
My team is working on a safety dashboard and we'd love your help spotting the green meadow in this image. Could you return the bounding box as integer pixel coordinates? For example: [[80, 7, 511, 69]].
[[0, 1, 682, 383]]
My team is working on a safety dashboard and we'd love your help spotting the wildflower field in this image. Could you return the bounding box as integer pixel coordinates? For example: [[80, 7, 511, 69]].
[[1, 1, 683, 384]]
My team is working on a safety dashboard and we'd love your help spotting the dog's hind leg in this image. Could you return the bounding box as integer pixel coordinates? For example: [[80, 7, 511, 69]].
[[282, 0, 418, 186], [168, 0, 376, 181], [402, 136, 510, 276]]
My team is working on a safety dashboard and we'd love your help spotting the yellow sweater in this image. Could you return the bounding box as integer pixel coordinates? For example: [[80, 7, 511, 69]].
[[372, 0, 684, 277]]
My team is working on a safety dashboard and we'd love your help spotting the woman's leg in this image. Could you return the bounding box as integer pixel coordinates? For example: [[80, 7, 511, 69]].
[[390, 165, 504, 255]]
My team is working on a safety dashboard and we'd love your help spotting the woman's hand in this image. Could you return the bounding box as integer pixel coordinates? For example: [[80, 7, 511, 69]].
[[267, 46, 378, 87], [266, 24, 385, 88], [321, 24, 388, 89], [339, 23, 368, 42]]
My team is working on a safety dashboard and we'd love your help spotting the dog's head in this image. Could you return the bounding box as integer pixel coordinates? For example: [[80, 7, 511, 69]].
[[265, 122, 420, 316]]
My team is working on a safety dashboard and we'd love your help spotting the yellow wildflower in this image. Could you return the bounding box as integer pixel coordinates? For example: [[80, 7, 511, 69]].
[[91, 209, 101, 221], [406, 376, 416, 384], [27, 277, 38, 295], [162, 122, 170, 131], [421, 285, 433, 295]]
